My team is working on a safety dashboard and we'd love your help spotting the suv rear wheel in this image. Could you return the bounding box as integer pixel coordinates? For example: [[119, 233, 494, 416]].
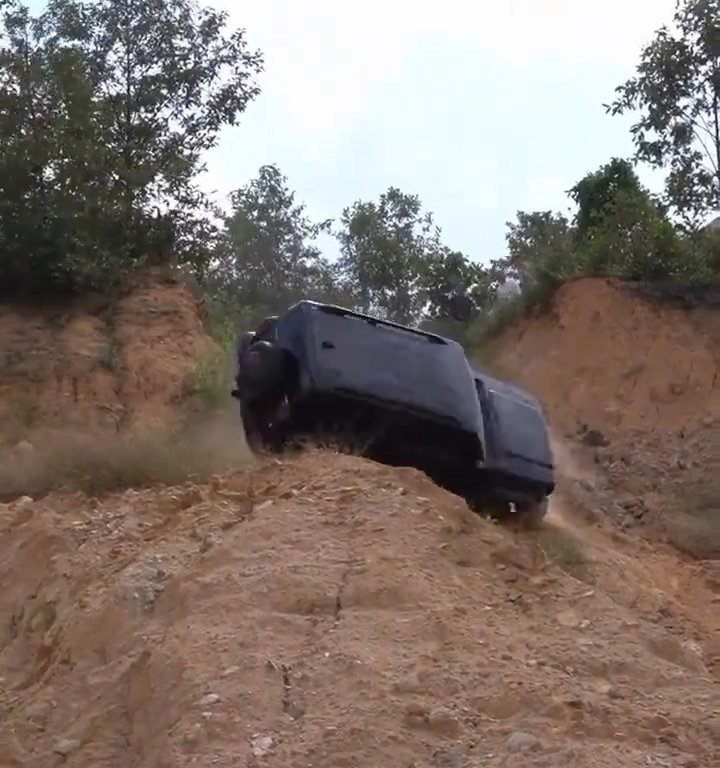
[[238, 340, 289, 401]]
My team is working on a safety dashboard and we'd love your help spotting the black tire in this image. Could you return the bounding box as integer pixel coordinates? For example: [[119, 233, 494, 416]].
[[240, 398, 289, 454], [466, 494, 512, 521], [240, 401, 264, 452], [237, 341, 289, 401]]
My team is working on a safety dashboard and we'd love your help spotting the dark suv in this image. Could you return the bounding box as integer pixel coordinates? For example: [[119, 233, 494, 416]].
[[231, 300, 555, 525]]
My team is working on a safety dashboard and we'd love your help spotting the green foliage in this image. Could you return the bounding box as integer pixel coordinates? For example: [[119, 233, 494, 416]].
[[580, 189, 711, 281], [538, 528, 587, 569], [423, 249, 494, 319], [608, 0, 720, 223], [192, 344, 232, 410], [500, 210, 577, 289], [466, 277, 559, 346], [208, 164, 338, 328], [689, 222, 720, 273], [336, 187, 487, 325], [472, 151, 719, 344], [569, 158, 653, 235], [336, 188, 441, 324], [502, 157, 716, 287], [0, 0, 263, 294], [566, 159, 690, 279]]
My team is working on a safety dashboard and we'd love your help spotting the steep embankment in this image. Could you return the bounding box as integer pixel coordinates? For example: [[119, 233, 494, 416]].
[[488, 278, 720, 558], [1, 452, 718, 768], [0, 275, 718, 767], [0, 268, 214, 449], [489, 278, 719, 434]]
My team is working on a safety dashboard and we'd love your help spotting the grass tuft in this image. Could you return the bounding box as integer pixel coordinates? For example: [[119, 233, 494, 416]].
[[538, 528, 587, 568]]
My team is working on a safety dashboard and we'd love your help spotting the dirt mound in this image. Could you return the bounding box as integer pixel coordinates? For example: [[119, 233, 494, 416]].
[[489, 277, 719, 434], [488, 277, 720, 558], [1, 274, 718, 767], [0, 268, 215, 450], [1, 451, 718, 768]]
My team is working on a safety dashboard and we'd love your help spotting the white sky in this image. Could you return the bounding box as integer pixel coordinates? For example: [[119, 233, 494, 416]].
[[206, 0, 677, 263], [22, 0, 678, 262]]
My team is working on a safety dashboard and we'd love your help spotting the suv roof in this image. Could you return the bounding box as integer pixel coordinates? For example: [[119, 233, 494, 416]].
[[287, 300, 452, 345]]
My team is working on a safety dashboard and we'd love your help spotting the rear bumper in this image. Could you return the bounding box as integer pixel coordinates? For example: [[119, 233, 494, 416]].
[[487, 477, 555, 505]]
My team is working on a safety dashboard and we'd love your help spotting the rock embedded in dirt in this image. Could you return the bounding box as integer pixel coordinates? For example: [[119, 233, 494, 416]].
[[392, 669, 427, 694], [499, 566, 520, 583], [179, 486, 202, 509], [506, 731, 540, 754], [432, 746, 466, 767], [250, 734, 274, 757], [581, 428, 609, 448], [199, 533, 222, 553], [53, 738, 80, 757], [14, 439, 34, 456], [492, 542, 540, 571], [427, 707, 463, 738], [556, 608, 582, 628]]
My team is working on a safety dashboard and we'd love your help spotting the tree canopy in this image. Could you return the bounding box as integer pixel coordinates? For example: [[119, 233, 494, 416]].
[[0, 0, 262, 293], [608, 0, 720, 225], [0, 0, 717, 339]]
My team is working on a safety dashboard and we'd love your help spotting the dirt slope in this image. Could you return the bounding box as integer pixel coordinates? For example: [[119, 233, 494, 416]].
[[488, 278, 720, 558], [1, 451, 718, 768], [489, 278, 719, 434], [1, 275, 718, 767], [0, 267, 213, 450]]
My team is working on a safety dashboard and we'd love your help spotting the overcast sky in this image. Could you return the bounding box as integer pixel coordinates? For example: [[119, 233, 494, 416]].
[[206, 0, 677, 263]]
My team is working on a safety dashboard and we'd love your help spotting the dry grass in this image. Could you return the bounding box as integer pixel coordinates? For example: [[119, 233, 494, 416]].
[[0, 414, 255, 500], [538, 527, 587, 568]]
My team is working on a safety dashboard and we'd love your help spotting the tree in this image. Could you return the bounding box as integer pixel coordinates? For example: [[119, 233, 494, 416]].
[[337, 188, 436, 323], [0, 0, 264, 292], [497, 158, 714, 290], [608, 0, 720, 224], [0, 1, 86, 293], [500, 211, 576, 288], [210, 164, 336, 322], [569, 158, 657, 236], [568, 157, 699, 280], [422, 248, 493, 320], [337, 188, 481, 325], [579, 187, 692, 280]]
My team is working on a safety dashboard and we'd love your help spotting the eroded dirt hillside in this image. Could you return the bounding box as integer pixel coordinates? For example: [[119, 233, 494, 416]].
[[1, 452, 718, 768], [489, 278, 719, 434], [488, 278, 720, 558], [0, 268, 214, 450], [1, 275, 718, 767]]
